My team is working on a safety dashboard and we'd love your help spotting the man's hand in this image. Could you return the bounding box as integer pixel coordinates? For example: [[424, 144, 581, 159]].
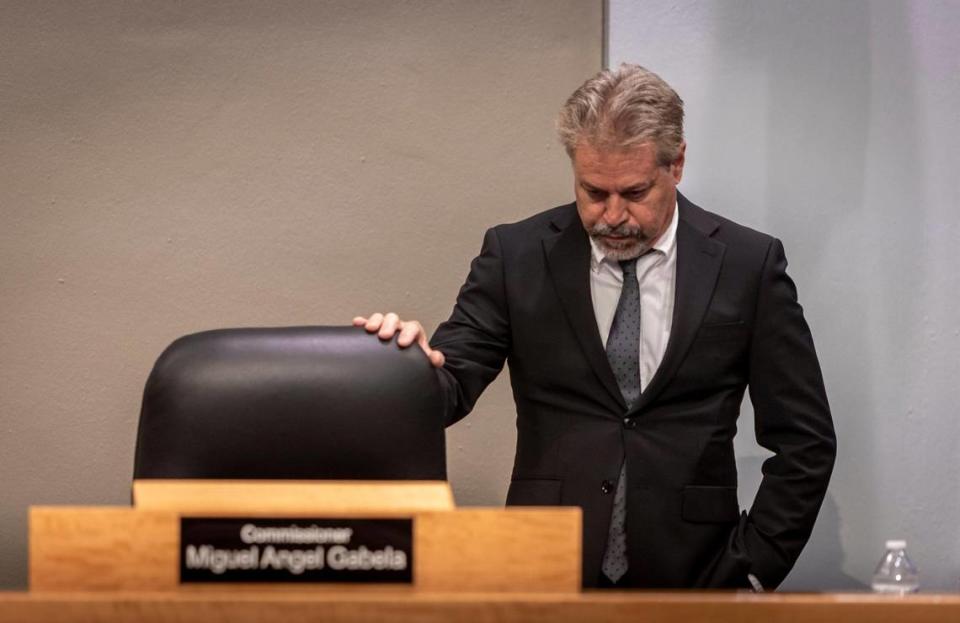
[[352, 313, 445, 368]]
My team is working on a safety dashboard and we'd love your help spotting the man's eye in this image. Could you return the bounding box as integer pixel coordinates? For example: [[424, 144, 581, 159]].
[[587, 190, 606, 200], [625, 190, 649, 201]]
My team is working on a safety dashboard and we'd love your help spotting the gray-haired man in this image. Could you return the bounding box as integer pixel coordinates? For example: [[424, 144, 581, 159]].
[[357, 64, 835, 589]]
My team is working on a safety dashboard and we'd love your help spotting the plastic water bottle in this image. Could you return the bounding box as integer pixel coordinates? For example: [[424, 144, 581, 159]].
[[871, 540, 919, 594]]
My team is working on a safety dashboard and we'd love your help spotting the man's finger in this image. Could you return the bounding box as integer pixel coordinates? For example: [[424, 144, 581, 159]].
[[378, 312, 400, 340], [397, 321, 422, 347], [352, 316, 368, 327], [427, 348, 445, 368], [364, 313, 384, 333], [417, 332, 445, 368]]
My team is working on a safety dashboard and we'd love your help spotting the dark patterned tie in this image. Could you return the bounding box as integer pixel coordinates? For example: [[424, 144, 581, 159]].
[[601, 258, 640, 583]]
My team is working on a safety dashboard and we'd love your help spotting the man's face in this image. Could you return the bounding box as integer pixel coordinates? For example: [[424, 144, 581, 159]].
[[572, 141, 685, 260]]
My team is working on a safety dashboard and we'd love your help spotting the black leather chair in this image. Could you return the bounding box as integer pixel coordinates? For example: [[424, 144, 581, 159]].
[[133, 326, 447, 480]]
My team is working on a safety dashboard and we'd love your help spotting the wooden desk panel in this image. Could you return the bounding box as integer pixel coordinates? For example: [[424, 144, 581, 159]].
[[30, 507, 581, 593]]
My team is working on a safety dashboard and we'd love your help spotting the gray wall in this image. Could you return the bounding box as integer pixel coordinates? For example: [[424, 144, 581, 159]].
[[0, 1, 602, 588], [609, 0, 960, 590]]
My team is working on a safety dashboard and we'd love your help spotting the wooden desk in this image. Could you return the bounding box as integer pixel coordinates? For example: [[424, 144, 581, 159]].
[[19, 487, 960, 621], [2, 591, 959, 623]]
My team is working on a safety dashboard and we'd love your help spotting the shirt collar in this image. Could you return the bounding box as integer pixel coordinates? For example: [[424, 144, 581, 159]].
[[589, 201, 679, 270]]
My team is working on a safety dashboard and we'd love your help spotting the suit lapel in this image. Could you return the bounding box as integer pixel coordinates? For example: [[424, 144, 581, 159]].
[[631, 196, 725, 413], [543, 212, 627, 411]]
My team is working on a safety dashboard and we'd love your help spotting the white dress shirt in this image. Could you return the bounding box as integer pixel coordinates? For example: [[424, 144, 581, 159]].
[[589, 203, 678, 392]]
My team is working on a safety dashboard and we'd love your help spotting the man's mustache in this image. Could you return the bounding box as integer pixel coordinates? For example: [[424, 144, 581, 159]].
[[589, 223, 646, 239]]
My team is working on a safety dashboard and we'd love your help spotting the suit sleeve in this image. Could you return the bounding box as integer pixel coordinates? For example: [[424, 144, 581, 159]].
[[429, 227, 511, 425], [705, 238, 837, 589]]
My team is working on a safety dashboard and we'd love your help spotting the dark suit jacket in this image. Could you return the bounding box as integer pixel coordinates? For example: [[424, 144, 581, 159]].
[[430, 193, 836, 589]]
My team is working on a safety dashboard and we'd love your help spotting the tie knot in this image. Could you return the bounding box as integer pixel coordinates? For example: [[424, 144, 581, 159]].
[[619, 258, 639, 277]]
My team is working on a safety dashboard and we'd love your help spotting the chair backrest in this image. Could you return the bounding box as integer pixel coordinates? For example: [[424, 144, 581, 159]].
[[133, 326, 447, 480]]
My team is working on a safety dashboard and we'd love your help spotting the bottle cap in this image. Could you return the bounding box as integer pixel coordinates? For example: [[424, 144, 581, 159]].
[[885, 539, 907, 550]]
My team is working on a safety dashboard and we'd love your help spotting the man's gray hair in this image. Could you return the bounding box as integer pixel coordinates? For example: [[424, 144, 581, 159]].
[[556, 63, 684, 165]]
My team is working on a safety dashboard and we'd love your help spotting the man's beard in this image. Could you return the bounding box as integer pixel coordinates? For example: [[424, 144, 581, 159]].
[[588, 222, 653, 260]]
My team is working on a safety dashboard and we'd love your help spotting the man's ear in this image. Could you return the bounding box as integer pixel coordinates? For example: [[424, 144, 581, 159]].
[[671, 141, 686, 184]]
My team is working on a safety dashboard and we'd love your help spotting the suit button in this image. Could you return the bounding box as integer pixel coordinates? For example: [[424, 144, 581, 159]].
[[601, 480, 614, 494], [623, 417, 637, 429]]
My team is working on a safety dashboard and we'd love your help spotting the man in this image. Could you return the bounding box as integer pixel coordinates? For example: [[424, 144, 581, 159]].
[[355, 64, 836, 589]]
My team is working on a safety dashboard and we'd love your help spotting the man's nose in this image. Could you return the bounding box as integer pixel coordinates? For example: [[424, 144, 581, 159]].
[[603, 195, 628, 227]]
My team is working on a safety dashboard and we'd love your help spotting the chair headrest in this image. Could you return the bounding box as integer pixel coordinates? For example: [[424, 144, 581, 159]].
[[133, 326, 446, 480]]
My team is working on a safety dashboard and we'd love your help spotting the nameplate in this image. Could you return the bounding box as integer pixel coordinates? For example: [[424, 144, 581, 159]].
[[179, 517, 413, 583]]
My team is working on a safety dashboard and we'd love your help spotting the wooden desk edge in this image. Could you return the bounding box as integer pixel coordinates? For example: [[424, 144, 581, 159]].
[[2, 591, 959, 623], [4, 590, 960, 603]]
